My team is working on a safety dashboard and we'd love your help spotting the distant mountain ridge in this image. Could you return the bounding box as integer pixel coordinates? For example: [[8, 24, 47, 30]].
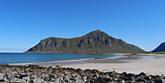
[[152, 42, 165, 52], [25, 30, 145, 54]]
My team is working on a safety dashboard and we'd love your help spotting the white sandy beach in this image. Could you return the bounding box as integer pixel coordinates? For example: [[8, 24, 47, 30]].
[[63, 57, 165, 75]]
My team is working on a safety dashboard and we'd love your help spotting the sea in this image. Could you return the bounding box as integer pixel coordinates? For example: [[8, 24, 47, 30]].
[[0, 53, 163, 66]]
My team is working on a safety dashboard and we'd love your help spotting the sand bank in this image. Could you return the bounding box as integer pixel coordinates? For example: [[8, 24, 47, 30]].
[[63, 56, 165, 75]]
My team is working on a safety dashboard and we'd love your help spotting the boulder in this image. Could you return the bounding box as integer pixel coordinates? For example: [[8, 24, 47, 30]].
[[106, 82, 115, 83], [20, 73, 28, 79], [15, 75, 20, 78], [143, 76, 152, 80], [32, 78, 42, 83], [104, 75, 110, 79], [4, 69, 14, 81], [154, 79, 165, 83], [138, 72, 147, 77], [21, 79, 26, 83], [136, 78, 147, 82], [147, 80, 155, 83], [22, 76, 29, 80], [124, 73, 135, 78], [123, 77, 134, 82], [118, 80, 125, 83], [0, 73, 3, 80], [0, 79, 5, 82], [93, 74, 99, 77]]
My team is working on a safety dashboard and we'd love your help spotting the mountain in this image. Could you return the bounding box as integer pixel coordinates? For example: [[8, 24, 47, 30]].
[[25, 30, 145, 54], [152, 42, 165, 52]]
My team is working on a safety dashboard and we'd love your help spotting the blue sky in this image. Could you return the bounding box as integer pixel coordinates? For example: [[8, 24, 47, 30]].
[[0, 0, 165, 52]]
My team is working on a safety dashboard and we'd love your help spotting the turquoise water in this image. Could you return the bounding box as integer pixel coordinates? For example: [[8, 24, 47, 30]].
[[0, 53, 121, 65]]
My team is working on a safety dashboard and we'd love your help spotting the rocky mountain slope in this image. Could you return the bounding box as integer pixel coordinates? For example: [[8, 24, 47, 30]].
[[152, 42, 165, 52], [25, 30, 145, 54]]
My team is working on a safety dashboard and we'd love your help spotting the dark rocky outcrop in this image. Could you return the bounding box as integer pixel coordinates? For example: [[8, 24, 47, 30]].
[[152, 42, 165, 52], [0, 65, 164, 83], [25, 30, 145, 54]]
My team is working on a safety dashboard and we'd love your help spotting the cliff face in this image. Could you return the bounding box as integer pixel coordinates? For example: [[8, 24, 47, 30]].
[[25, 30, 145, 54], [152, 42, 165, 52]]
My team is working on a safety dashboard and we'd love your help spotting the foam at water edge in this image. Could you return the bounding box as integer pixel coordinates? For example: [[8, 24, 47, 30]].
[[40, 58, 95, 63], [9, 63, 34, 66]]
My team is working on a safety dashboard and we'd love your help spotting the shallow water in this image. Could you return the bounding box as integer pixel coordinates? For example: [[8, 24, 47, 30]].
[[0, 53, 122, 65], [0, 53, 164, 66]]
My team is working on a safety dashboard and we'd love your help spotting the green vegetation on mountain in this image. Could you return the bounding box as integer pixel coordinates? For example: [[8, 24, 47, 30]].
[[25, 30, 145, 54]]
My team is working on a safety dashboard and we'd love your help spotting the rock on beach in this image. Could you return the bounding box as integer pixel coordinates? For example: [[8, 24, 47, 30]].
[[0, 65, 164, 83]]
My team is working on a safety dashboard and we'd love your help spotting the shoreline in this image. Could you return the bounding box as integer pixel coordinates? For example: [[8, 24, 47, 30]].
[[31, 54, 165, 66], [1, 54, 165, 82], [8, 54, 165, 74], [9, 54, 125, 66], [22, 54, 165, 76], [4, 54, 165, 76]]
